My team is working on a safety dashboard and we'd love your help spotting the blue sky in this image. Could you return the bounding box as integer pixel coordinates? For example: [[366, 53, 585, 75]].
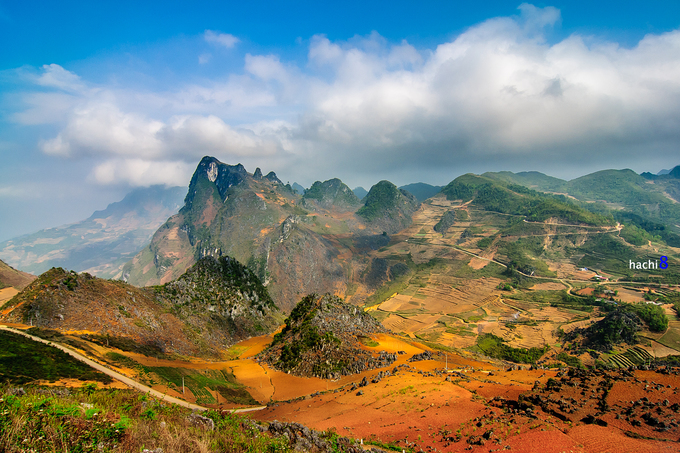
[[1, 1, 680, 241]]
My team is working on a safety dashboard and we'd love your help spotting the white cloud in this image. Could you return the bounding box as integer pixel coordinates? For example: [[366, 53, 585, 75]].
[[90, 158, 193, 187], [34, 64, 86, 92], [204, 30, 240, 48], [11, 4, 680, 188]]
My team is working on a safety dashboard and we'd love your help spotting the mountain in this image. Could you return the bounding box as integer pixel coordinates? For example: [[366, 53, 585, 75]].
[[356, 181, 420, 233], [398, 183, 442, 202], [259, 293, 395, 379], [0, 259, 35, 290], [123, 157, 390, 311], [291, 182, 306, 195], [0, 186, 185, 279], [302, 178, 362, 210], [0, 256, 282, 358], [441, 174, 609, 225], [484, 168, 680, 234], [483, 171, 567, 193], [122, 157, 429, 312], [352, 186, 368, 199]]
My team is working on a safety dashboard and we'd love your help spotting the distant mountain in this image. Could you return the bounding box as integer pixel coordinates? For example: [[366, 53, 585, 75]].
[[357, 181, 420, 234], [291, 182, 305, 195], [658, 169, 672, 175], [0, 259, 35, 291], [0, 256, 282, 358], [483, 171, 567, 193], [398, 183, 442, 202], [670, 165, 680, 179], [352, 186, 368, 199], [0, 186, 185, 279], [483, 168, 680, 234], [302, 178, 361, 210]]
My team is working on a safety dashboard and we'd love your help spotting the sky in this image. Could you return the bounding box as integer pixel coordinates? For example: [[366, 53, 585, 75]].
[[1, 1, 680, 241]]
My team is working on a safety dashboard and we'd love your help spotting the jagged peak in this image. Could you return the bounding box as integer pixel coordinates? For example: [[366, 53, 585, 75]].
[[253, 167, 263, 180], [185, 157, 249, 206], [264, 171, 282, 184]]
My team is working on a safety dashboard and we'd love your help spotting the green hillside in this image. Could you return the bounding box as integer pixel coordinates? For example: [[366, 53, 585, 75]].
[[440, 174, 611, 225]]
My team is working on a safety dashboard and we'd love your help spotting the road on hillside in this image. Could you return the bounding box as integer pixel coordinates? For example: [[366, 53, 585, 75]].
[[421, 240, 680, 290], [0, 325, 266, 414]]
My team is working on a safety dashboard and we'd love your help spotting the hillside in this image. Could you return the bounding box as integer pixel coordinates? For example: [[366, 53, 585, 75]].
[[259, 293, 395, 379], [483, 171, 568, 193], [0, 256, 282, 358], [441, 174, 611, 225], [357, 180, 420, 233], [485, 168, 680, 234], [0, 258, 35, 290], [0, 186, 185, 279], [302, 178, 361, 210]]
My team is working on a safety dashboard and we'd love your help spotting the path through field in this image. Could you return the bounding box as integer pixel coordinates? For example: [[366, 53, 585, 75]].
[[0, 325, 265, 413]]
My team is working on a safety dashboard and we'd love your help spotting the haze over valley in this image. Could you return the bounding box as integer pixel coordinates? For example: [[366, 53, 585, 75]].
[[3, 2, 680, 452]]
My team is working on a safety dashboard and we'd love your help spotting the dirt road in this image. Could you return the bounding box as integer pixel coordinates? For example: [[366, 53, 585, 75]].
[[0, 325, 266, 414]]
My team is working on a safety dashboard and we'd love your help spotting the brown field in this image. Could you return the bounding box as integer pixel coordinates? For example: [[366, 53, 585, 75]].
[[0, 287, 18, 306], [576, 287, 595, 296], [529, 282, 566, 291], [614, 288, 646, 303], [560, 317, 603, 333]]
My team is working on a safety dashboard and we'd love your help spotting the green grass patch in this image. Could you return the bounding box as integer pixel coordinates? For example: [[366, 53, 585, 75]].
[[0, 330, 112, 384], [475, 333, 548, 364]]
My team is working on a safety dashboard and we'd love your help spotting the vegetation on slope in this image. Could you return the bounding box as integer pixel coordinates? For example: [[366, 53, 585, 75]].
[[262, 294, 395, 379], [1, 256, 281, 358], [302, 178, 361, 209], [0, 385, 363, 453], [475, 333, 548, 364], [440, 175, 611, 225], [0, 330, 111, 385], [356, 180, 419, 233]]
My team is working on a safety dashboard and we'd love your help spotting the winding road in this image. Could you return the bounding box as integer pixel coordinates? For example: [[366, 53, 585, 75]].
[[0, 325, 266, 414]]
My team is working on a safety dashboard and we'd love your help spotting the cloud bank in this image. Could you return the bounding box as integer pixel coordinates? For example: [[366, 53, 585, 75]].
[[10, 4, 680, 188]]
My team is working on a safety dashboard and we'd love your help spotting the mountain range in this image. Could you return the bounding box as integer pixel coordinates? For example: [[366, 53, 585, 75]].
[[0, 186, 185, 279]]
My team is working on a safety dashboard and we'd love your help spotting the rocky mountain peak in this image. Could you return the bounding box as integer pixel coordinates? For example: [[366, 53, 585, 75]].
[[253, 167, 263, 180], [185, 157, 249, 208], [264, 171, 282, 184]]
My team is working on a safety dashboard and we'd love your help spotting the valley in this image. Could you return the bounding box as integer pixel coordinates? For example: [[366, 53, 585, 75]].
[[2, 159, 680, 452]]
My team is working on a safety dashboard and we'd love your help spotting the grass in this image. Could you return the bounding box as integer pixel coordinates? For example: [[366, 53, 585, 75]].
[[0, 330, 112, 385], [0, 385, 338, 453]]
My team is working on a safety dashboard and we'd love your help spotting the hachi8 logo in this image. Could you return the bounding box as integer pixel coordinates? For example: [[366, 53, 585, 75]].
[[629, 256, 669, 270]]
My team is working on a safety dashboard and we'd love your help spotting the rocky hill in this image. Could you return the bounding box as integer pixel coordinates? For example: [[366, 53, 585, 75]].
[[0, 186, 185, 279], [356, 181, 419, 233], [259, 293, 396, 379], [302, 178, 361, 211], [0, 256, 282, 358]]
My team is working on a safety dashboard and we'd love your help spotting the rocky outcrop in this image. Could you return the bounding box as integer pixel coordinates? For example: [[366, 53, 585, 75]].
[[259, 294, 395, 379]]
